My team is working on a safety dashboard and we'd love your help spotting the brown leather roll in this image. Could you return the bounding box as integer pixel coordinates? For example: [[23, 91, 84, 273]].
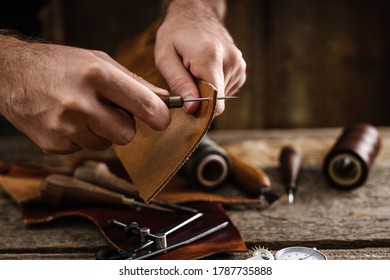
[[323, 123, 381, 189]]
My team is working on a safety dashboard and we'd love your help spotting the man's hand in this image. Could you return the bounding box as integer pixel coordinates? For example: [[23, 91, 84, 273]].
[[0, 36, 171, 154], [155, 0, 246, 115]]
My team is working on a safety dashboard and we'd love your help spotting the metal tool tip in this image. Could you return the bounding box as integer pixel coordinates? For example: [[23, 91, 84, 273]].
[[218, 96, 239, 100], [288, 192, 294, 204]]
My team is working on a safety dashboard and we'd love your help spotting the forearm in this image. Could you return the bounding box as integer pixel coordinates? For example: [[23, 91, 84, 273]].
[[161, 0, 226, 22]]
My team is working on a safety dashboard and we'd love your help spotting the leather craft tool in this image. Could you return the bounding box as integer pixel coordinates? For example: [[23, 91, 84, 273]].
[[40, 174, 173, 212], [323, 123, 381, 189], [96, 212, 229, 260], [111, 95, 237, 115], [180, 136, 279, 204], [279, 145, 303, 204], [73, 161, 198, 213], [157, 95, 237, 108], [227, 150, 279, 204]]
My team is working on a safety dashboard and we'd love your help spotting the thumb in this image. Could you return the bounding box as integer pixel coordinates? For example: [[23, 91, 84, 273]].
[[155, 51, 200, 114]]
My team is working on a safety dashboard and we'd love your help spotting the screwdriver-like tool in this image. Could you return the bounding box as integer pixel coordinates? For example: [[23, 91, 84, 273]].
[[226, 150, 279, 204], [40, 174, 174, 212], [111, 95, 237, 115], [157, 95, 237, 109], [279, 145, 303, 204], [73, 161, 198, 213]]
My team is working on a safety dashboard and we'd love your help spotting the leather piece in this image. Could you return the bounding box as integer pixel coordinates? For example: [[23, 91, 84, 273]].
[[115, 20, 219, 202], [0, 174, 247, 259], [156, 176, 265, 205], [0, 175, 41, 204], [114, 81, 217, 202], [22, 201, 247, 260]]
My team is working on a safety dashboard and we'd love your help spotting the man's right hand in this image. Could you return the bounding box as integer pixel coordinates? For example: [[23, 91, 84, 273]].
[[0, 36, 171, 154]]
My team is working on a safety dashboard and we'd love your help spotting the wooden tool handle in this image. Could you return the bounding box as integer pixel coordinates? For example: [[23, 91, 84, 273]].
[[41, 174, 126, 208], [226, 150, 271, 196], [279, 145, 303, 187], [74, 161, 139, 198]]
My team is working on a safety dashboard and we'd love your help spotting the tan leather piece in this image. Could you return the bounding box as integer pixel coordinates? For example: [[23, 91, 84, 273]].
[[115, 20, 220, 202], [155, 176, 265, 205], [115, 81, 217, 202], [0, 175, 41, 204]]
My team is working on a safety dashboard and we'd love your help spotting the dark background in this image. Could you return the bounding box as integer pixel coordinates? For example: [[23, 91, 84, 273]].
[[1, 0, 389, 135]]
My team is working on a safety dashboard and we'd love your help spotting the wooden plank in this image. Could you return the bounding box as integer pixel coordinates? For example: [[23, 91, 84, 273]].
[[0, 189, 110, 255], [1, 128, 389, 259], [221, 248, 390, 260], [265, 0, 390, 128], [227, 166, 390, 246]]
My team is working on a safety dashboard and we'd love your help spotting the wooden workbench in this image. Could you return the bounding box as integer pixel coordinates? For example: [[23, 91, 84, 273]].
[[1, 127, 390, 260]]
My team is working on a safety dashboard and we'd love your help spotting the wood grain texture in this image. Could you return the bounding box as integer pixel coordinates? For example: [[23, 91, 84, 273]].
[[1, 127, 390, 259], [36, 0, 390, 130]]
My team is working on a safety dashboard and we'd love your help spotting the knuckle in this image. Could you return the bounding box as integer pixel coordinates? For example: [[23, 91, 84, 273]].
[[168, 76, 190, 94], [154, 49, 169, 69], [202, 42, 223, 66], [92, 50, 111, 60], [83, 61, 106, 83]]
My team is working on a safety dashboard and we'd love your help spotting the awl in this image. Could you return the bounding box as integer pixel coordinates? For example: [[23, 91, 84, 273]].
[[226, 150, 279, 204], [279, 145, 303, 204], [159, 95, 237, 108], [73, 161, 198, 213], [111, 95, 237, 114], [40, 174, 174, 212]]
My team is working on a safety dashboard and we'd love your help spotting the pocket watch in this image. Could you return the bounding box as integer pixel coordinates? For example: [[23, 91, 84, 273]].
[[248, 246, 327, 260]]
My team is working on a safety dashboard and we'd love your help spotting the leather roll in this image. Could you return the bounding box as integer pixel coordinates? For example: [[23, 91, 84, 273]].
[[323, 123, 381, 189]]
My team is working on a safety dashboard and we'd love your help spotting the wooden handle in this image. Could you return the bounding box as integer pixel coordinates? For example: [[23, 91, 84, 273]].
[[41, 174, 125, 208], [74, 161, 139, 198], [279, 145, 303, 187], [226, 150, 271, 196]]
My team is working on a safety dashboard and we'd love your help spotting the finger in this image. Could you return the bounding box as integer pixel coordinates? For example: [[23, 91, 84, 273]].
[[71, 129, 113, 151], [37, 136, 83, 155], [91, 50, 170, 97], [155, 48, 200, 114], [224, 56, 247, 96], [93, 63, 171, 131], [87, 103, 137, 146]]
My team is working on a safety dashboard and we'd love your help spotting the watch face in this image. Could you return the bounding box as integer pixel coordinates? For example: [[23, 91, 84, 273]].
[[275, 247, 327, 260]]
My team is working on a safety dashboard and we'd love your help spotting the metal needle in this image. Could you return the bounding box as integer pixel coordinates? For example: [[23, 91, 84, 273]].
[[110, 96, 238, 113]]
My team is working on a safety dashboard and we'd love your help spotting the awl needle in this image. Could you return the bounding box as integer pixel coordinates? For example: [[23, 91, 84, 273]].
[[110, 96, 238, 114], [161, 95, 238, 109]]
